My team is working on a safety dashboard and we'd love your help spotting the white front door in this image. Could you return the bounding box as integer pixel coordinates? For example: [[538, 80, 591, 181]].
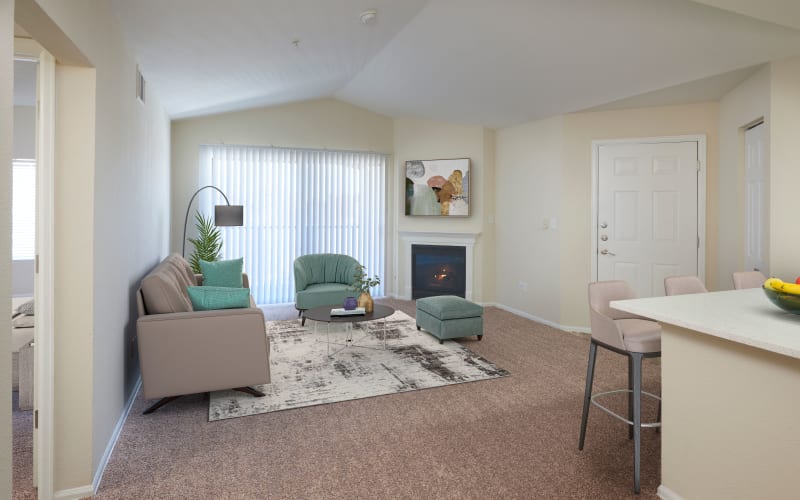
[[596, 141, 700, 297], [744, 122, 767, 274]]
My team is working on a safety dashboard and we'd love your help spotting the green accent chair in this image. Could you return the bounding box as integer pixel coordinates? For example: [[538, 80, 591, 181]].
[[294, 253, 361, 325], [416, 295, 484, 344]]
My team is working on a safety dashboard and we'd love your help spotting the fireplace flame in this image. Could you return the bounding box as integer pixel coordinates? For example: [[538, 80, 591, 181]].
[[433, 267, 450, 282]]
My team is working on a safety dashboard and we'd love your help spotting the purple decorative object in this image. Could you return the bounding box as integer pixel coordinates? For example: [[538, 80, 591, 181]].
[[343, 296, 358, 310]]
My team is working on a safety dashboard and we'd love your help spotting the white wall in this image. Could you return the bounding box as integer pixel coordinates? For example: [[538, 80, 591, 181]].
[[768, 56, 800, 281], [12, 104, 35, 296], [717, 66, 771, 289], [17, 0, 172, 492], [393, 117, 495, 303], [560, 103, 720, 328], [171, 97, 394, 279], [495, 116, 563, 324], [0, 1, 14, 497], [494, 103, 719, 330]]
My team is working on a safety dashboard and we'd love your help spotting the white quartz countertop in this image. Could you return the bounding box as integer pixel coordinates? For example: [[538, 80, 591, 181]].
[[611, 288, 800, 360]]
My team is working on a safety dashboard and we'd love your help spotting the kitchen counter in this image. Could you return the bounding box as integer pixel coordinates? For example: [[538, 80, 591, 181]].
[[612, 288, 800, 500], [612, 287, 800, 359]]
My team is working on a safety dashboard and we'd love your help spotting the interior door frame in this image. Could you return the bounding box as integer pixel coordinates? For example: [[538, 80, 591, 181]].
[[590, 135, 707, 288], [15, 37, 55, 499]]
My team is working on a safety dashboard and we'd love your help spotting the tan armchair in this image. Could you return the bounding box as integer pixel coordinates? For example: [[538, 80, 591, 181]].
[[136, 254, 270, 414]]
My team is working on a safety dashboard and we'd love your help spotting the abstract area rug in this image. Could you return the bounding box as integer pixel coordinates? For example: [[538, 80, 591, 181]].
[[209, 311, 509, 421]]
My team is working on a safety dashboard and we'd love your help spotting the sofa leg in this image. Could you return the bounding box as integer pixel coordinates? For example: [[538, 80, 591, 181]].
[[234, 386, 266, 398], [477, 335, 483, 341], [439, 339, 444, 345], [301, 316, 306, 327], [143, 396, 181, 415]]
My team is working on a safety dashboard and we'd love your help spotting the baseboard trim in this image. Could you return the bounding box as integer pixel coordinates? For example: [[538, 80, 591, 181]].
[[657, 484, 684, 500], [54, 484, 94, 500], [91, 375, 142, 493], [490, 303, 590, 334]]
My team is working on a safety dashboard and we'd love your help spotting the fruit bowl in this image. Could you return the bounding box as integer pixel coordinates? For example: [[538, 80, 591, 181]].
[[762, 286, 800, 314]]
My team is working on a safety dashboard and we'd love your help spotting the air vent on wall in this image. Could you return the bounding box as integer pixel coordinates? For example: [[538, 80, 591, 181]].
[[136, 65, 145, 104]]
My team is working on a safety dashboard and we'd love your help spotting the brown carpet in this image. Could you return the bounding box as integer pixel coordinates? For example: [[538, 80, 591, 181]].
[[12, 391, 36, 499], [91, 299, 660, 498]]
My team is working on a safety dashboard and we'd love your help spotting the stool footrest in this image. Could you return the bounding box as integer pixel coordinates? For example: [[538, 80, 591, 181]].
[[590, 389, 661, 428]]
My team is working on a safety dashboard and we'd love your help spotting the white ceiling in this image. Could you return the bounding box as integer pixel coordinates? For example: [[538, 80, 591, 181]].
[[109, 0, 800, 127]]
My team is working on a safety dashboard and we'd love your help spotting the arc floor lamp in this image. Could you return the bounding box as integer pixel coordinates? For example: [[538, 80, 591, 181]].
[[182, 185, 244, 257]]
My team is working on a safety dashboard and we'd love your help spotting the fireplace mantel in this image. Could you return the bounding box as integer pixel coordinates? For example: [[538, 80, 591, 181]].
[[398, 231, 481, 300]]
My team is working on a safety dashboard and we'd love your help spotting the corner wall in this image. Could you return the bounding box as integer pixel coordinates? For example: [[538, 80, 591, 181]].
[[769, 56, 800, 281], [494, 103, 720, 330], [393, 117, 495, 303], [495, 115, 563, 324], [717, 66, 770, 288], [19, 0, 172, 492]]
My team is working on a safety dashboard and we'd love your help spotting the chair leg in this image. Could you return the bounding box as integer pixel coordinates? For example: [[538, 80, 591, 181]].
[[234, 386, 265, 398], [628, 355, 634, 439], [631, 352, 644, 494], [579, 341, 598, 450], [656, 398, 661, 433], [143, 396, 181, 415]]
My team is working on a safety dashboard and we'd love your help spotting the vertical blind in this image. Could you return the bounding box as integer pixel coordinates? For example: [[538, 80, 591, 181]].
[[200, 145, 387, 304], [12, 158, 36, 261]]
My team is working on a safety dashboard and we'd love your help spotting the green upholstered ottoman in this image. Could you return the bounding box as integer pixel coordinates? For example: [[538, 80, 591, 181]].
[[416, 295, 484, 344]]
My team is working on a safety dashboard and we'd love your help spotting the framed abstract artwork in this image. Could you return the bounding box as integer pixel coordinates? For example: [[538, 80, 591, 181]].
[[405, 158, 470, 217]]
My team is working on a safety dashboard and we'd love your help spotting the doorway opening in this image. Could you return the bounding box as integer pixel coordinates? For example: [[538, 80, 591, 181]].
[[11, 55, 37, 499]]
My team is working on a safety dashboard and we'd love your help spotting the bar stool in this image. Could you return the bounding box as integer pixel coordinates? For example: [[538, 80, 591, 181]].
[[732, 270, 766, 290], [580, 280, 662, 494], [664, 275, 707, 295]]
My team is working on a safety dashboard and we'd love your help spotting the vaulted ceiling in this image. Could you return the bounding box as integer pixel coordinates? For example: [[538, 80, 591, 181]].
[[109, 0, 800, 127]]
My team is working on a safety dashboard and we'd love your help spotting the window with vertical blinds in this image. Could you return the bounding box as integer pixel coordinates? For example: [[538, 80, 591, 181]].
[[199, 145, 387, 305], [12, 158, 36, 261]]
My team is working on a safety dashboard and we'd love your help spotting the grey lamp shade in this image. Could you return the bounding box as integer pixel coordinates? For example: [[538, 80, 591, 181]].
[[214, 205, 244, 226]]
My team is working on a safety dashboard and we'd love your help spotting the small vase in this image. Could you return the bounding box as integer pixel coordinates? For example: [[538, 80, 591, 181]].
[[357, 292, 374, 313], [343, 296, 358, 310]]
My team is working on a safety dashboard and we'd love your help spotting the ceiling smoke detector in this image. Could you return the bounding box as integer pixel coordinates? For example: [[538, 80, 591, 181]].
[[360, 9, 377, 25]]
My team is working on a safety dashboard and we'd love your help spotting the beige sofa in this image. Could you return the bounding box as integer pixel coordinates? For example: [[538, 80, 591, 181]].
[[136, 254, 270, 414]]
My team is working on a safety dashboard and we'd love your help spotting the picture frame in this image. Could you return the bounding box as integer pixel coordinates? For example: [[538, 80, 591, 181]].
[[404, 158, 470, 217]]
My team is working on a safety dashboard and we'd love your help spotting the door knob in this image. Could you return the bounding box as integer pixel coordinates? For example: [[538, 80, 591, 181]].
[[600, 222, 608, 229], [600, 249, 616, 256], [600, 235, 608, 241]]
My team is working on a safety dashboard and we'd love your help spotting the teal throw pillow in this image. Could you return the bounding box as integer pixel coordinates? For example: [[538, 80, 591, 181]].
[[187, 286, 250, 311], [199, 257, 243, 288]]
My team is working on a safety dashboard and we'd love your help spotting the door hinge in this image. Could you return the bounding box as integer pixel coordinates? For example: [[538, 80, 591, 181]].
[[35, 254, 39, 274], [698, 235, 700, 249], [35, 410, 39, 429], [696, 160, 701, 172]]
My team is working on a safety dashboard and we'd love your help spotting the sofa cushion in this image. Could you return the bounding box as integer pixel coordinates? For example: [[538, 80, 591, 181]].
[[140, 254, 194, 314], [187, 286, 251, 311], [200, 258, 244, 288], [295, 283, 353, 310], [416, 295, 483, 320]]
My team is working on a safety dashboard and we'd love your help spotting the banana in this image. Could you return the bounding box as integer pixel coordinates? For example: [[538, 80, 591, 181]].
[[778, 282, 800, 295], [764, 278, 784, 292]]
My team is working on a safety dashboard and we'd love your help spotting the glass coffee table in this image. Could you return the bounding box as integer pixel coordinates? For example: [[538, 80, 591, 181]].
[[303, 304, 395, 357]]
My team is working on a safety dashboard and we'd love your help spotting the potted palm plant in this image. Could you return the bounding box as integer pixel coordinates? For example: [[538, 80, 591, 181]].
[[187, 211, 222, 274], [351, 264, 380, 313]]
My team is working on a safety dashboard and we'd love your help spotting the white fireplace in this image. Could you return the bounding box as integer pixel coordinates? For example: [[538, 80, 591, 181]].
[[398, 231, 480, 301]]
